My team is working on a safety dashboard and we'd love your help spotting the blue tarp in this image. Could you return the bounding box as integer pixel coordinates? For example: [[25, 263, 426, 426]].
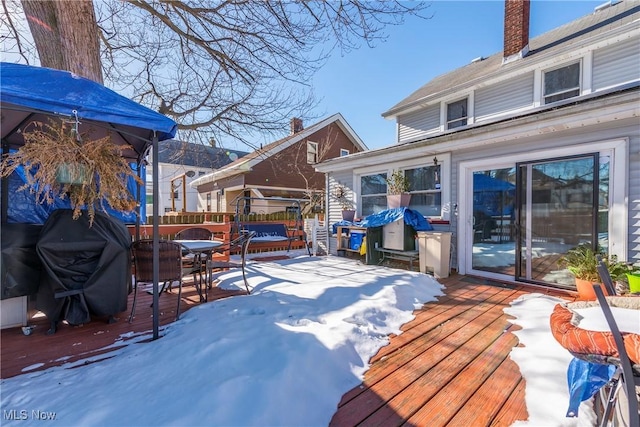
[[333, 208, 433, 234], [565, 358, 615, 417], [1, 63, 177, 144], [1, 62, 177, 224]]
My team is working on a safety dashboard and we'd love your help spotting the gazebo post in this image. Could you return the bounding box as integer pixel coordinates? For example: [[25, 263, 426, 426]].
[[152, 133, 160, 340]]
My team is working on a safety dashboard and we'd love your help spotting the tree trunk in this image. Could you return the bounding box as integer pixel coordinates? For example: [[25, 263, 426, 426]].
[[21, 0, 103, 84]]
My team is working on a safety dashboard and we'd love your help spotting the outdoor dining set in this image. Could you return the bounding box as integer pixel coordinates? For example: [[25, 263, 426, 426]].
[[128, 226, 256, 323]]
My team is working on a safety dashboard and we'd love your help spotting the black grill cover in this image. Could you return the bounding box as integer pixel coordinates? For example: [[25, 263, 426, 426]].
[[36, 209, 131, 325], [1, 224, 43, 299]]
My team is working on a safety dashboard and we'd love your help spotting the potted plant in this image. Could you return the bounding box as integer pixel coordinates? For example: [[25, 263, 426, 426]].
[[558, 243, 629, 300], [385, 169, 411, 209], [334, 184, 355, 222], [0, 119, 143, 226], [625, 263, 640, 294]]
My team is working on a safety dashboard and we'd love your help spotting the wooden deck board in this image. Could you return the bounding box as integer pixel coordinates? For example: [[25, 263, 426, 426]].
[[331, 276, 574, 427], [0, 280, 245, 379], [331, 289, 525, 426], [2, 269, 575, 426]]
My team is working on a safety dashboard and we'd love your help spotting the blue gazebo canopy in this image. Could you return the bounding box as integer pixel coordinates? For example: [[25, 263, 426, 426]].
[[0, 62, 177, 160], [0, 62, 178, 224]]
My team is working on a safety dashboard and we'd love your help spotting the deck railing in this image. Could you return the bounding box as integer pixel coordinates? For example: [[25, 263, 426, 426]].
[[127, 211, 324, 253]]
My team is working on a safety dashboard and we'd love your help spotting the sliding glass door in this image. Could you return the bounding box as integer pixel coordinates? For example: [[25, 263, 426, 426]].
[[515, 154, 600, 287], [466, 152, 609, 291]]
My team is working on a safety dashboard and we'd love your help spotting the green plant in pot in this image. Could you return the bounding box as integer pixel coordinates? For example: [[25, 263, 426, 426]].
[[334, 184, 355, 222], [0, 119, 143, 226], [385, 169, 410, 209], [625, 263, 640, 294], [558, 243, 628, 299]]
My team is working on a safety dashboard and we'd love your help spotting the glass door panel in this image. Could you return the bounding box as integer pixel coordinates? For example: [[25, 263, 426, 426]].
[[516, 155, 598, 288], [471, 168, 516, 275]]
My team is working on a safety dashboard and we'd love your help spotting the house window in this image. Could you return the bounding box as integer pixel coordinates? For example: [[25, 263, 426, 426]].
[[543, 62, 580, 104], [446, 98, 468, 129], [360, 173, 388, 216], [405, 165, 442, 217], [307, 141, 318, 164], [340, 149, 349, 157]]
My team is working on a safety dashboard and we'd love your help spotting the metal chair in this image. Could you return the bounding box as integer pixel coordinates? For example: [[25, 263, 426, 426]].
[[592, 284, 639, 427], [596, 255, 618, 296], [175, 227, 214, 241], [128, 239, 184, 323], [206, 231, 256, 294], [175, 227, 215, 288]]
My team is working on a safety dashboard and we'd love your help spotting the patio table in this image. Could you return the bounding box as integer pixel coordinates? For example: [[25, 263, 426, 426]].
[[175, 239, 223, 302]]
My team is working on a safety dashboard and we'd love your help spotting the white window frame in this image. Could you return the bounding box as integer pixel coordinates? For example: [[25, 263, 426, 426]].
[[307, 141, 318, 164], [355, 153, 452, 220], [446, 98, 468, 129], [458, 138, 627, 276], [340, 148, 349, 157], [359, 172, 388, 217], [542, 60, 582, 104], [404, 164, 443, 218]]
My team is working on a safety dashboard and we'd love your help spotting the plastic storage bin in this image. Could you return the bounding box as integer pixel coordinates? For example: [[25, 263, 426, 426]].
[[350, 230, 366, 251], [417, 231, 452, 278]]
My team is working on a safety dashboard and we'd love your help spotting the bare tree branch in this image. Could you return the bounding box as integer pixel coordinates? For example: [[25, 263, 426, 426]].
[[5, 0, 431, 150]]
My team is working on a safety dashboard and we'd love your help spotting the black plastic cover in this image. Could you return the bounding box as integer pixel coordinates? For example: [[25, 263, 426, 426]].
[[36, 209, 131, 325], [1, 223, 43, 299]]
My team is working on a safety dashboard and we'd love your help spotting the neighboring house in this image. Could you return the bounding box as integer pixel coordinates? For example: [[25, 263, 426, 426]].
[[190, 114, 367, 214], [316, 1, 639, 293], [146, 139, 248, 213]]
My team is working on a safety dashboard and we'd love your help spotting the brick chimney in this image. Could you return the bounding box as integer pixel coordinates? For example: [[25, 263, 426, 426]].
[[503, 0, 530, 63], [290, 117, 303, 134]]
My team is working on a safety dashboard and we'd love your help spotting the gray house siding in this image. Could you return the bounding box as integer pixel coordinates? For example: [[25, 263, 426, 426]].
[[475, 72, 534, 121], [592, 35, 640, 91], [398, 104, 440, 143], [628, 133, 640, 263]]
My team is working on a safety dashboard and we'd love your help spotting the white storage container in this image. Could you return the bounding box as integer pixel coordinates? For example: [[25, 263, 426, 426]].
[[417, 231, 452, 278], [1, 296, 27, 329]]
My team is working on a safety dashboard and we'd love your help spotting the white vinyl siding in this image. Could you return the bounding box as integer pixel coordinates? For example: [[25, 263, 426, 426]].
[[592, 36, 640, 91], [398, 104, 440, 143], [475, 72, 534, 121], [328, 171, 355, 254]]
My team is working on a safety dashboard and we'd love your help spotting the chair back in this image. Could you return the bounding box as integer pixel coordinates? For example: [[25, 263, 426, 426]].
[[175, 227, 213, 240], [596, 255, 617, 296], [131, 239, 183, 283]]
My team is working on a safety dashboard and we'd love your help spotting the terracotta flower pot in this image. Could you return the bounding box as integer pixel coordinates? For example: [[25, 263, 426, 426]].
[[575, 277, 610, 300], [387, 194, 411, 209]]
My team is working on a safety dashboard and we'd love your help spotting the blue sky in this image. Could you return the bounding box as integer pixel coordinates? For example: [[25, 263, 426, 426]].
[[309, 0, 604, 150]]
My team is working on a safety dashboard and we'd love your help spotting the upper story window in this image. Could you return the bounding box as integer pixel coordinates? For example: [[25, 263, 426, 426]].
[[446, 98, 468, 129], [340, 149, 349, 157], [307, 141, 318, 164], [405, 165, 442, 217], [543, 62, 580, 104], [360, 173, 387, 217]]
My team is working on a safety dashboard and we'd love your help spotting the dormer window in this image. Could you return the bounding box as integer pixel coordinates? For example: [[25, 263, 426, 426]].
[[543, 62, 580, 104], [446, 98, 468, 129]]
